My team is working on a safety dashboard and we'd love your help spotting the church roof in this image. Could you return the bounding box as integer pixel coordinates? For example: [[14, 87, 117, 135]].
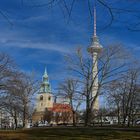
[[50, 103, 72, 113]]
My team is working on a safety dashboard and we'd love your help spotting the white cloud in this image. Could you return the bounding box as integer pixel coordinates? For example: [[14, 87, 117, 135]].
[[0, 39, 74, 54]]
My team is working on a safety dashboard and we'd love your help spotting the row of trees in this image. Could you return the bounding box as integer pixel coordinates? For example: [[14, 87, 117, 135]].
[[106, 68, 140, 126], [0, 53, 38, 129], [0, 44, 140, 128], [57, 44, 140, 126]]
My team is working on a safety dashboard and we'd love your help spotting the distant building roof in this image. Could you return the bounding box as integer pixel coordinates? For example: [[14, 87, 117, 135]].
[[50, 103, 72, 113]]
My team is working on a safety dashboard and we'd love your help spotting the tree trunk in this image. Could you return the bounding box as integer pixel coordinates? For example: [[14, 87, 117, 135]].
[[23, 104, 28, 128], [85, 97, 91, 126], [117, 105, 120, 125], [14, 111, 18, 129], [100, 115, 103, 127], [72, 111, 76, 126]]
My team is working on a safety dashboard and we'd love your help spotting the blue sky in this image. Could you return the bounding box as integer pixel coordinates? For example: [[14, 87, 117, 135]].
[[0, 0, 140, 96]]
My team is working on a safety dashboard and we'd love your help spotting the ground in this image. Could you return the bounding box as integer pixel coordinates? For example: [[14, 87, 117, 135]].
[[0, 127, 140, 140]]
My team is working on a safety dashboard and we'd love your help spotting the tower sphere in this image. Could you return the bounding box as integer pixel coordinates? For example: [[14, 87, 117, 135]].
[[88, 36, 103, 54]]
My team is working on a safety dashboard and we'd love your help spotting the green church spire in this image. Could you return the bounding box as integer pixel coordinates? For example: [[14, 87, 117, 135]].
[[39, 67, 51, 93]]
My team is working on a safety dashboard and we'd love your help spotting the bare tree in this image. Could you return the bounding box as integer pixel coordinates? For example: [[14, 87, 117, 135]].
[[3, 71, 38, 128], [65, 45, 128, 126], [106, 80, 123, 125], [107, 66, 140, 126], [121, 68, 140, 126], [43, 108, 53, 124], [0, 53, 23, 129], [61, 112, 71, 124], [54, 112, 60, 125], [0, 53, 39, 128], [96, 107, 108, 126], [0, 53, 15, 91], [2, 100, 22, 129], [58, 78, 82, 126]]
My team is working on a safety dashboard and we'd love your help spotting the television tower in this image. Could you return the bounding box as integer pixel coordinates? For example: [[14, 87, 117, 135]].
[[88, 6, 103, 110]]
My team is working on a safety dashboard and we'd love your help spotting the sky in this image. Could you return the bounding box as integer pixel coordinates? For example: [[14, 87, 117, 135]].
[[0, 0, 140, 99]]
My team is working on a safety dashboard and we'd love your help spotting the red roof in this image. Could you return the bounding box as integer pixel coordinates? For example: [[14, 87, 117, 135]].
[[50, 103, 72, 113]]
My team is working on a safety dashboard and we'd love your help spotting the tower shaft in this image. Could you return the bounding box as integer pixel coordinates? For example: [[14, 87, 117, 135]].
[[92, 52, 99, 110]]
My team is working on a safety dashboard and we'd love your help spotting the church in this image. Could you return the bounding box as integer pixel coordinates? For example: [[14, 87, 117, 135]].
[[32, 68, 73, 125]]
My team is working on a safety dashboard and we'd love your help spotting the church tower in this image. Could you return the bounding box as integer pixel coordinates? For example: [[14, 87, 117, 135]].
[[36, 68, 53, 112], [32, 68, 74, 124], [88, 6, 103, 110]]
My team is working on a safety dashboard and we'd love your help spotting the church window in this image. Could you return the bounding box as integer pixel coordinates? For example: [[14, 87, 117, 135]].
[[48, 96, 51, 100], [40, 95, 43, 100]]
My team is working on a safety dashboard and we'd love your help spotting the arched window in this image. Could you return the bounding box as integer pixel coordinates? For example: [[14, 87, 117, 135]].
[[48, 96, 51, 101], [40, 95, 43, 100]]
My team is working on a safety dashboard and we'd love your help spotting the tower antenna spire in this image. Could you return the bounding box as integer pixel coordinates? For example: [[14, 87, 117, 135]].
[[94, 3, 97, 37]]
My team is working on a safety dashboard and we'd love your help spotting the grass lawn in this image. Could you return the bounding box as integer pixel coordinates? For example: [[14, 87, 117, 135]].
[[0, 127, 140, 140]]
